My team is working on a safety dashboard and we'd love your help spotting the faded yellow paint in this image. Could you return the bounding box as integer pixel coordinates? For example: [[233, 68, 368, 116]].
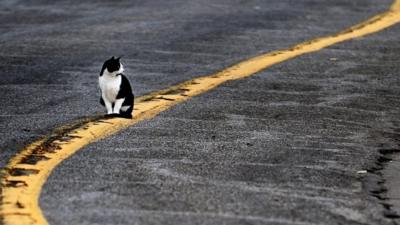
[[2, 1, 400, 224]]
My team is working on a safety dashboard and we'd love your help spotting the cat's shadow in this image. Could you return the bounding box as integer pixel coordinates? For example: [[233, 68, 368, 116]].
[[103, 113, 133, 119]]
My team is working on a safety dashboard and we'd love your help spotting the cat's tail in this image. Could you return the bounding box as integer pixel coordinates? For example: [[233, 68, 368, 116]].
[[120, 101, 133, 119], [119, 112, 133, 119]]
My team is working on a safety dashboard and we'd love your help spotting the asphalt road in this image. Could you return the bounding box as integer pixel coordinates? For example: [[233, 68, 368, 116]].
[[1, 0, 400, 224]]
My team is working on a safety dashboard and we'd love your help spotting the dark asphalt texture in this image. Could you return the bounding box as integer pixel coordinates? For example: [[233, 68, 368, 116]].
[[385, 153, 400, 218], [1, 0, 400, 224]]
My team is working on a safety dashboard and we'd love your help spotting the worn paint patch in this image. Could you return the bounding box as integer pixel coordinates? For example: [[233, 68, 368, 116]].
[[2, 1, 400, 224]]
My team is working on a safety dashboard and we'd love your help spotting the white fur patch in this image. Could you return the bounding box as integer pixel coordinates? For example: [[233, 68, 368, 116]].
[[99, 74, 121, 103], [121, 106, 130, 112], [99, 63, 124, 103]]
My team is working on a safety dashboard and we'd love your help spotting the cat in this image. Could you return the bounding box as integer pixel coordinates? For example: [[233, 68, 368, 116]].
[[99, 56, 134, 119]]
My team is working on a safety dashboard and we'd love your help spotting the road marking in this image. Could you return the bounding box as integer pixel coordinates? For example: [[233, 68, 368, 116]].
[[2, 1, 400, 224]]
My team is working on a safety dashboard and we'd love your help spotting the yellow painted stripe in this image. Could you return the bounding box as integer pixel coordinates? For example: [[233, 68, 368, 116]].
[[2, 1, 400, 224]]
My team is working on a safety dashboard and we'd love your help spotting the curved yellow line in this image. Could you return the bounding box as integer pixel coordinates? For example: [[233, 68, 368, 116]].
[[2, 1, 400, 224]]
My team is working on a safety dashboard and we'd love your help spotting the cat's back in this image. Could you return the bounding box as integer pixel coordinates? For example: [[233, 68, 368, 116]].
[[118, 74, 133, 98]]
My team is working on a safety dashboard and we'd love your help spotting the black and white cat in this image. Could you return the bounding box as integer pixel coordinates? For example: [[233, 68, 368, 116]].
[[99, 56, 134, 119]]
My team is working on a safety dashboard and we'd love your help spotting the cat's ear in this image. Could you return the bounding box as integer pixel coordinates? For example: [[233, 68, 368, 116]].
[[110, 56, 115, 60], [116, 56, 122, 61]]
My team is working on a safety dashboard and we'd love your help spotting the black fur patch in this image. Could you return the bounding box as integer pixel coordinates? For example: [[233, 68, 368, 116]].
[[100, 56, 121, 76]]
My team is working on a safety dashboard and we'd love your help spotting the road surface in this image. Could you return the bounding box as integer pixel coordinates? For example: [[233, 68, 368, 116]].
[[1, 0, 400, 224]]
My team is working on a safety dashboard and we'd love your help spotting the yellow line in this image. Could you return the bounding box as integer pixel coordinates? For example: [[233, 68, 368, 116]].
[[2, 1, 400, 224]]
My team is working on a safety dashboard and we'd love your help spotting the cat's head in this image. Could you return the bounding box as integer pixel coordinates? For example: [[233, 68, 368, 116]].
[[100, 56, 124, 76]]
